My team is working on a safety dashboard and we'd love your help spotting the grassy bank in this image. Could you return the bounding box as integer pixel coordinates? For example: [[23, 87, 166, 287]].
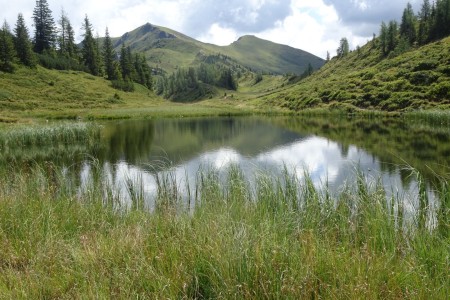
[[0, 163, 448, 298]]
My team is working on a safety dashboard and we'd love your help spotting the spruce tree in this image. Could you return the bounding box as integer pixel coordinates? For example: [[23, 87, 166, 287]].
[[81, 15, 99, 75], [418, 0, 432, 44], [103, 27, 117, 80], [33, 0, 56, 53], [14, 13, 35, 67], [0, 21, 16, 72], [400, 2, 417, 45], [120, 44, 134, 80], [336, 37, 349, 58], [379, 21, 388, 55], [387, 21, 399, 54], [432, 0, 450, 39], [95, 32, 104, 76], [66, 20, 77, 58], [57, 10, 72, 57]]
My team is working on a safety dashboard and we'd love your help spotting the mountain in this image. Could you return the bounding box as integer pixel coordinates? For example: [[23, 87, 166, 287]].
[[260, 36, 450, 112], [112, 23, 325, 75], [222, 35, 324, 75]]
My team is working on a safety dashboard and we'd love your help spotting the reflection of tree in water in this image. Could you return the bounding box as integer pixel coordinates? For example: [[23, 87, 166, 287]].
[[272, 116, 450, 188], [99, 120, 156, 165], [98, 117, 306, 172]]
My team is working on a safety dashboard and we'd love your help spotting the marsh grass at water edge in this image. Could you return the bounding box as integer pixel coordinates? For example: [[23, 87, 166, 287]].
[[0, 161, 448, 299], [0, 122, 101, 163]]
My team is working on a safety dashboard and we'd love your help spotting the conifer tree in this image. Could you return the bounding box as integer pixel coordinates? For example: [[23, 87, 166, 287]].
[[81, 15, 100, 75], [0, 21, 16, 72], [14, 13, 35, 67], [418, 0, 432, 44], [120, 44, 134, 80], [33, 0, 56, 53], [95, 32, 104, 76], [379, 21, 388, 55], [336, 37, 349, 58], [431, 0, 450, 40], [400, 2, 417, 45], [66, 20, 77, 58], [103, 27, 117, 80], [387, 21, 399, 54], [57, 10, 74, 57]]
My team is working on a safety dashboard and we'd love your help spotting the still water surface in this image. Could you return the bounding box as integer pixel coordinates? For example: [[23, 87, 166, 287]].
[[6, 116, 450, 215], [75, 116, 449, 213]]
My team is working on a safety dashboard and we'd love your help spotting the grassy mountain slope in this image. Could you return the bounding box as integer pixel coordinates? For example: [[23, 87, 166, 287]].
[[112, 23, 325, 75], [261, 37, 450, 112], [220, 35, 325, 74], [0, 66, 256, 122]]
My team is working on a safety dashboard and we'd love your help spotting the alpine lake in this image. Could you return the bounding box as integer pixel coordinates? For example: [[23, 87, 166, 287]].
[[2, 115, 449, 227]]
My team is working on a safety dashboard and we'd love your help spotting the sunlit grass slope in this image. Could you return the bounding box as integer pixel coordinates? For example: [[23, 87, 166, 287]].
[[0, 66, 258, 122], [262, 37, 450, 112]]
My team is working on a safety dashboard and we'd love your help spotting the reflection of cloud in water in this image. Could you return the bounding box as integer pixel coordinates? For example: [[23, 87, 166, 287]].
[[256, 137, 342, 184], [199, 148, 241, 169], [79, 134, 437, 225]]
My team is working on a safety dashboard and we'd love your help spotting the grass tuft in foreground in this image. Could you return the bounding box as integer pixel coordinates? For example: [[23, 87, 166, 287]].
[[0, 162, 448, 298]]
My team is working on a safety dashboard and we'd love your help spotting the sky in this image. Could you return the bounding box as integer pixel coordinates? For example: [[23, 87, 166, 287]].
[[1, 0, 422, 59]]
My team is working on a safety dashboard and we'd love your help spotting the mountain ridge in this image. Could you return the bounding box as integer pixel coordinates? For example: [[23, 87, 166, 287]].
[[111, 23, 325, 75]]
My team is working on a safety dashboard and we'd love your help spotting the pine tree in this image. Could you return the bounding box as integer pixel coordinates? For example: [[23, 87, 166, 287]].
[[57, 9, 71, 57], [431, 0, 450, 40], [95, 32, 104, 76], [0, 21, 16, 72], [387, 21, 399, 54], [336, 37, 349, 58], [326, 51, 330, 62], [103, 27, 117, 80], [66, 20, 77, 58], [418, 0, 432, 44], [33, 0, 56, 53], [119, 44, 134, 80], [400, 2, 417, 45], [14, 13, 35, 67], [81, 15, 100, 75], [379, 21, 388, 55]]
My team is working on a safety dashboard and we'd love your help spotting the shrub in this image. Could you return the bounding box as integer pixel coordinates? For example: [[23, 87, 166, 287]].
[[111, 80, 135, 92], [429, 82, 450, 99], [408, 71, 439, 86], [413, 61, 438, 72]]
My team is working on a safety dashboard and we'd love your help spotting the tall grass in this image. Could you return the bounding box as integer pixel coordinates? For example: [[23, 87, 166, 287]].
[[0, 162, 448, 298], [0, 123, 101, 163]]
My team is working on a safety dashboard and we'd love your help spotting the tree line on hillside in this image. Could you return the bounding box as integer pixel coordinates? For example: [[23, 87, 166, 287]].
[[154, 63, 238, 101], [379, 0, 450, 57], [0, 0, 151, 91], [335, 0, 450, 60]]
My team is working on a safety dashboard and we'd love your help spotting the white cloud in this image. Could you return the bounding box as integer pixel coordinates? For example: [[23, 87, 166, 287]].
[[197, 23, 239, 46]]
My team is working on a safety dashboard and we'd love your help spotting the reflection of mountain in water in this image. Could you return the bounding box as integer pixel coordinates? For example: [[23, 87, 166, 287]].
[[100, 117, 308, 170]]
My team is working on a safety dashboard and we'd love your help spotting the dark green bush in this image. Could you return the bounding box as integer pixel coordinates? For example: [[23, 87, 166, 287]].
[[413, 61, 438, 72], [111, 80, 135, 92], [408, 71, 439, 86]]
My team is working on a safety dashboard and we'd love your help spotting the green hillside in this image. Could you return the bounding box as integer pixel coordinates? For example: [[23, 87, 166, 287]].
[[0, 66, 256, 122], [261, 36, 450, 112], [112, 23, 324, 75], [221, 35, 324, 75]]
